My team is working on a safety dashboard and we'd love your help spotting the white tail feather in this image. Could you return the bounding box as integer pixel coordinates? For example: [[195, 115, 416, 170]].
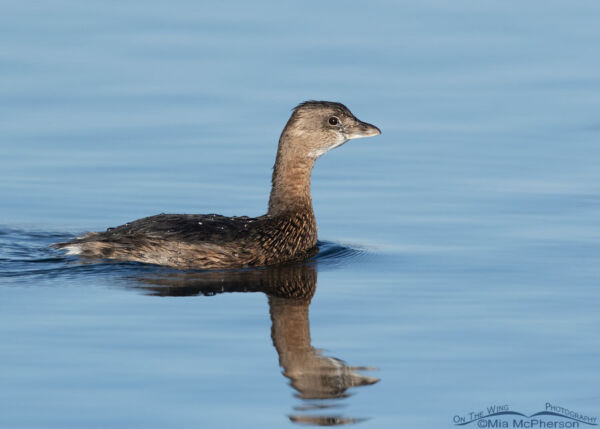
[[63, 245, 82, 255]]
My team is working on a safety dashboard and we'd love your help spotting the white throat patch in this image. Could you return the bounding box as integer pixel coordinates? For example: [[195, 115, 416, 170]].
[[309, 137, 348, 158]]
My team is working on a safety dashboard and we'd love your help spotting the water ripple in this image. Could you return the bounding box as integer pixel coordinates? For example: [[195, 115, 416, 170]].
[[0, 228, 370, 282]]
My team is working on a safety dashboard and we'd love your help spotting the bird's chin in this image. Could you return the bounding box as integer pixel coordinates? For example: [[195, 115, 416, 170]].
[[309, 138, 348, 158]]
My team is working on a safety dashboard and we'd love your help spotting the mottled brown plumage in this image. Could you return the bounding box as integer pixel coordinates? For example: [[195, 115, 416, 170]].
[[53, 101, 380, 269]]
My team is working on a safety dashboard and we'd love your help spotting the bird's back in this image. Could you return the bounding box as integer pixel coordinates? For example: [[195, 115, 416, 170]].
[[101, 213, 258, 243]]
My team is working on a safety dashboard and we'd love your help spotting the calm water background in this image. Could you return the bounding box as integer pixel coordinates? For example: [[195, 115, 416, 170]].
[[1, 1, 600, 427]]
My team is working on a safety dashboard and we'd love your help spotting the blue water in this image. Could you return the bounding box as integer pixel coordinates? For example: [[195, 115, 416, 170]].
[[2, 1, 600, 428]]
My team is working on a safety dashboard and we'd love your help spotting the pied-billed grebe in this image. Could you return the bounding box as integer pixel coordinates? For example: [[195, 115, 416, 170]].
[[53, 101, 381, 269]]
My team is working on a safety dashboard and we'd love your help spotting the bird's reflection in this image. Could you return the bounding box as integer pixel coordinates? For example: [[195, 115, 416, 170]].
[[134, 263, 379, 426]]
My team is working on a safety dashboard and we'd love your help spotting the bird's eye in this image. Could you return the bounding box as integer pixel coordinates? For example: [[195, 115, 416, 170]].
[[328, 116, 339, 126]]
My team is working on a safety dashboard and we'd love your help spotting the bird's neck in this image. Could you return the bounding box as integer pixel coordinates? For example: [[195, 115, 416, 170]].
[[268, 134, 315, 216]]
